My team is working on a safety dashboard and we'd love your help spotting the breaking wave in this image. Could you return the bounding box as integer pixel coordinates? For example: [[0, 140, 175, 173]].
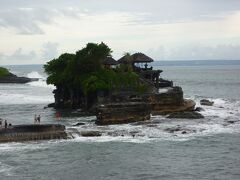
[[27, 71, 44, 79], [27, 79, 55, 89], [0, 92, 54, 105], [26, 71, 55, 89]]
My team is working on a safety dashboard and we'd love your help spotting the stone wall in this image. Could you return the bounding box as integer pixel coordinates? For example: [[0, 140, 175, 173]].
[[0, 124, 67, 143]]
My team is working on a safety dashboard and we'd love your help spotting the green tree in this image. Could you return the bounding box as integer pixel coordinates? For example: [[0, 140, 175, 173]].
[[44, 42, 147, 109], [0, 67, 10, 77], [44, 53, 75, 85]]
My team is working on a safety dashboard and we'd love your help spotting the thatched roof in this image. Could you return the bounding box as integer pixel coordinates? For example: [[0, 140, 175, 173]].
[[118, 53, 154, 64], [118, 55, 129, 64], [132, 53, 154, 63], [103, 57, 118, 65]]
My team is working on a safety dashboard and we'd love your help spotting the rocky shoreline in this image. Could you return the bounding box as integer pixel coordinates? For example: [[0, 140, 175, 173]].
[[0, 72, 38, 83], [96, 87, 197, 125]]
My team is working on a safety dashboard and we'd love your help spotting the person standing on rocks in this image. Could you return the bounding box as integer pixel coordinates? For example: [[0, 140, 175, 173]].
[[4, 120, 7, 129], [55, 112, 61, 121], [37, 115, 41, 124], [34, 114, 37, 124]]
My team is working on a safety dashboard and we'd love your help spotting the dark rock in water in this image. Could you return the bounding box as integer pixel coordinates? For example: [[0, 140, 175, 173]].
[[146, 124, 158, 127], [200, 99, 214, 106], [129, 131, 140, 137], [131, 121, 151, 126], [73, 122, 85, 126], [195, 107, 205, 112], [165, 126, 197, 134], [47, 103, 55, 108], [227, 120, 237, 124], [167, 111, 204, 119], [80, 131, 102, 137], [165, 126, 181, 133], [0, 72, 38, 84]]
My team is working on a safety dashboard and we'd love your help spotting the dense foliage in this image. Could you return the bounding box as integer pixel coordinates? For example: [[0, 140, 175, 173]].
[[44, 42, 147, 101], [0, 67, 10, 77]]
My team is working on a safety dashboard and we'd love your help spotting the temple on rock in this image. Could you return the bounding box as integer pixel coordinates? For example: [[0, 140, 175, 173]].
[[44, 43, 196, 125], [117, 52, 173, 90], [96, 53, 195, 125]]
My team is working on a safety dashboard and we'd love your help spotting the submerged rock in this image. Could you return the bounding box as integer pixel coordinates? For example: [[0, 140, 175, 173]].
[[167, 111, 204, 119], [165, 126, 181, 133], [200, 99, 214, 106], [195, 107, 205, 112], [80, 131, 102, 137], [73, 122, 85, 126], [226, 120, 238, 124], [165, 126, 197, 134]]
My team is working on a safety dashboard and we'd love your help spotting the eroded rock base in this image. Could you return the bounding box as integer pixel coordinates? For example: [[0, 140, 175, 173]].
[[96, 102, 151, 125]]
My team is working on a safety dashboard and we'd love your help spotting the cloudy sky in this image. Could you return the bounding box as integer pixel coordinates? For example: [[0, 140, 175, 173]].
[[0, 0, 240, 65]]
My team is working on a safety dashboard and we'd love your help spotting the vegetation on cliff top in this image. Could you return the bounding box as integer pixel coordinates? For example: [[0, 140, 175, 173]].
[[0, 67, 10, 77], [44, 42, 146, 95]]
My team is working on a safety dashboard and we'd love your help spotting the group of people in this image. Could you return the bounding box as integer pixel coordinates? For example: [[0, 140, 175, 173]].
[[0, 118, 12, 129], [34, 114, 41, 124]]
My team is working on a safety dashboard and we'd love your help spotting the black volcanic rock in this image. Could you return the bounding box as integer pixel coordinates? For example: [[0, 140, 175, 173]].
[[0, 72, 38, 83], [167, 111, 204, 119], [200, 99, 214, 106], [80, 131, 102, 137], [195, 107, 205, 112]]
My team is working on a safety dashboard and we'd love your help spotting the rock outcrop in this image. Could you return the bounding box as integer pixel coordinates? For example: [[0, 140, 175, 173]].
[[148, 87, 196, 115], [80, 131, 102, 137], [0, 124, 67, 143], [0, 72, 38, 83], [95, 87, 197, 125], [167, 111, 204, 119], [96, 102, 151, 125], [200, 99, 214, 106]]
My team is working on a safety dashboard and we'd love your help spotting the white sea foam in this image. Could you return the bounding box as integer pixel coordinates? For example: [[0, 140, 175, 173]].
[[0, 162, 14, 176], [27, 71, 44, 79], [64, 97, 240, 143], [26, 71, 55, 89], [27, 79, 55, 89], [197, 98, 240, 119], [0, 92, 54, 104]]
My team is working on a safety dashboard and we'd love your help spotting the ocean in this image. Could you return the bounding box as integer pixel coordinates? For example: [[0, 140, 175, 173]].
[[0, 64, 240, 180]]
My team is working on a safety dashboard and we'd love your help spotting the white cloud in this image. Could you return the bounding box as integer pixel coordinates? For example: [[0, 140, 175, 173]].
[[0, 42, 59, 65], [41, 42, 59, 60], [0, 0, 240, 64], [0, 48, 37, 65]]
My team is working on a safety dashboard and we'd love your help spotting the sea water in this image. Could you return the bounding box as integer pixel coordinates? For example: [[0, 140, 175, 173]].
[[0, 64, 240, 180]]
